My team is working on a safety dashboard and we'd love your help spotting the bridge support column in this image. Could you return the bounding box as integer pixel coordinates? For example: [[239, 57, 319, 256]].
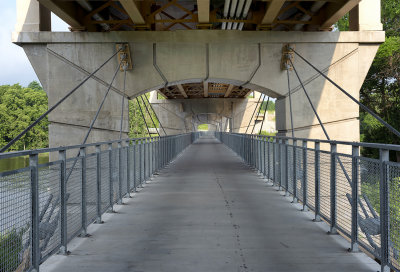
[[16, 0, 51, 32]]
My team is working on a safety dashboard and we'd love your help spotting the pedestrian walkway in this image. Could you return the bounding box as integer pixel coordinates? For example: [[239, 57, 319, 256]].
[[42, 136, 379, 272]]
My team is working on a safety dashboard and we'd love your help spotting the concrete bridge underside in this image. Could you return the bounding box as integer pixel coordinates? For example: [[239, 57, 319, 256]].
[[41, 136, 379, 272]]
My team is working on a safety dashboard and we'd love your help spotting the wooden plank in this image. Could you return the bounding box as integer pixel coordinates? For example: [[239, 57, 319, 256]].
[[197, 0, 210, 23], [177, 84, 188, 98], [120, 0, 146, 24], [224, 85, 235, 98], [319, 0, 360, 29], [261, 0, 286, 25]]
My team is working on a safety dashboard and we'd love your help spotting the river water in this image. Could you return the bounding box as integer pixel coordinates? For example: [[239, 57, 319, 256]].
[[0, 153, 49, 172]]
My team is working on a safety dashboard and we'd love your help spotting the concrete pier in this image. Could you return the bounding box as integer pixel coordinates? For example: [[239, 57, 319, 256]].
[[42, 136, 379, 272]]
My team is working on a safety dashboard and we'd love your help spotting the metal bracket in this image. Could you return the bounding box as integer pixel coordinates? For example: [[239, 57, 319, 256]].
[[281, 44, 295, 71], [116, 43, 133, 71]]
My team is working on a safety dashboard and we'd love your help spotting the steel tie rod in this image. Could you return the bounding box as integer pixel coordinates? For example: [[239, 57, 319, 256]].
[[290, 48, 400, 139], [143, 94, 167, 136], [0, 47, 123, 153], [66, 58, 123, 183], [290, 59, 352, 185], [140, 95, 160, 137]]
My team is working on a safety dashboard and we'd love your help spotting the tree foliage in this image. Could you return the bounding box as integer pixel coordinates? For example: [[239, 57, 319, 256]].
[[129, 93, 160, 138], [359, 1, 400, 161], [0, 82, 48, 151], [337, 1, 400, 161]]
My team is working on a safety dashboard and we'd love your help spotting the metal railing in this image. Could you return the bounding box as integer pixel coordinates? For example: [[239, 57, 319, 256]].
[[218, 132, 400, 272], [0, 134, 192, 272]]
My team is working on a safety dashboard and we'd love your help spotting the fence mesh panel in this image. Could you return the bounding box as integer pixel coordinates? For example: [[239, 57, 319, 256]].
[[129, 146, 135, 191], [141, 144, 145, 183], [287, 146, 294, 194], [0, 168, 31, 272], [335, 154, 352, 238], [111, 149, 119, 204], [319, 151, 331, 223], [269, 142, 274, 182], [85, 154, 97, 225], [388, 162, 400, 270], [120, 147, 128, 198], [66, 158, 82, 242], [134, 144, 140, 188], [358, 157, 381, 258], [38, 162, 62, 261], [306, 149, 316, 211], [100, 151, 110, 213], [296, 147, 304, 202]]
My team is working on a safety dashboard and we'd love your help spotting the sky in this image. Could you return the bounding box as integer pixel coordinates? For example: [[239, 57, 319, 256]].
[[0, 2, 69, 87]]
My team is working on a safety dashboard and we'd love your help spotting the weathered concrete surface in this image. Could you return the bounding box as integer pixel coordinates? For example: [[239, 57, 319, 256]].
[[41, 136, 379, 272], [13, 30, 384, 146]]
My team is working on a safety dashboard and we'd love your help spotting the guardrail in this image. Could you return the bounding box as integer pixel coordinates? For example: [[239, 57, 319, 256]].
[[0, 134, 193, 272], [218, 132, 400, 272]]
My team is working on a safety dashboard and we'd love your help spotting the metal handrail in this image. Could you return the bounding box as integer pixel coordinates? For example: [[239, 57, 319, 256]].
[[218, 132, 400, 272]]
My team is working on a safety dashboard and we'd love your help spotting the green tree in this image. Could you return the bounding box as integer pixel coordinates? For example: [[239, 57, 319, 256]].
[[337, 0, 400, 161], [0, 82, 49, 151]]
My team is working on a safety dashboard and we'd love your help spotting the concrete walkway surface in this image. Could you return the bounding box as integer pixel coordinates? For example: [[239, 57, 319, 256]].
[[42, 136, 379, 272]]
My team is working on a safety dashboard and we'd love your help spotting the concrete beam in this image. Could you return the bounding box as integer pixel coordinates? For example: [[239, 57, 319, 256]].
[[16, 0, 51, 32], [177, 84, 188, 98], [120, 0, 146, 25], [319, 0, 361, 30], [224, 84, 234, 98], [203, 82, 209, 98], [261, 0, 286, 25], [349, 0, 383, 31], [38, 0, 83, 28], [197, 0, 210, 23]]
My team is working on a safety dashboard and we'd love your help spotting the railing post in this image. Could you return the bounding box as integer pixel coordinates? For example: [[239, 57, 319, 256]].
[[277, 138, 281, 189], [284, 139, 289, 196], [302, 140, 308, 211], [95, 145, 103, 223], [133, 140, 137, 191], [126, 140, 131, 197], [292, 139, 298, 202], [118, 141, 123, 204], [267, 137, 271, 182], [314, 141, 321, 222], [139, 139, 143, 186], [30, 154, 40, 271], [263, 137, 266, 179], [329, 143, 338, 234], [379, 149, 390, 272], [350, 145, 359, 252], [58, 149, 68, 254], [108, 143, 114, 212], [273, 138, 276, 185], [80, 147, 88, 236], [144, 138, 148, 180]]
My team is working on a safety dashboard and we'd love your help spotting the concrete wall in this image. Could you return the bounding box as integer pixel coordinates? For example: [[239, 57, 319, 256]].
[[13, 30, 384, 148]]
